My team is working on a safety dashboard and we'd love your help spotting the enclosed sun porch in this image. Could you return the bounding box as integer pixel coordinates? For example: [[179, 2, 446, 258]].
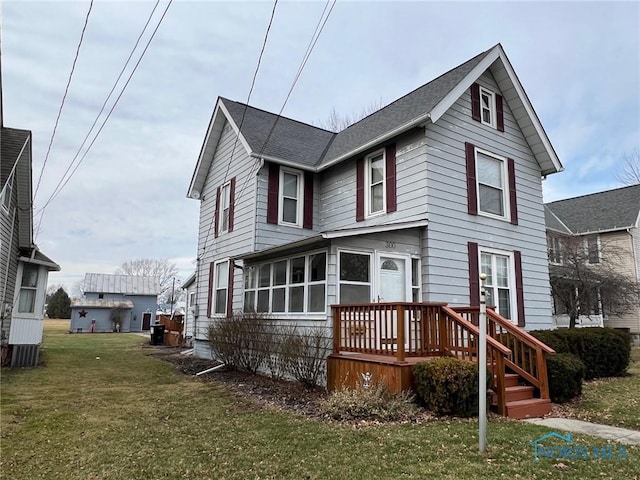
[[327, 302, 555, 419]]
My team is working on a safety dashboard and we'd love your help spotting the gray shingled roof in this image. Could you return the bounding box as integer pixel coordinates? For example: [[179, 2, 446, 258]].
[[221, 48, 492, 168], [83, 273, 161, 296], [222, 100, 334, 167], [544, 206, 571, 234], [545, 185, 640, 234]]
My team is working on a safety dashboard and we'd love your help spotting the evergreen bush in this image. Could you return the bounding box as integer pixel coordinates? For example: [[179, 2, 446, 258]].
[[546, 353, 585, 403]]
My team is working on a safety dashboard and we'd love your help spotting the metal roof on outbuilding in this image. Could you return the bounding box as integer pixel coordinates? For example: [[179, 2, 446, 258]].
[[83, 273, 161, 296]]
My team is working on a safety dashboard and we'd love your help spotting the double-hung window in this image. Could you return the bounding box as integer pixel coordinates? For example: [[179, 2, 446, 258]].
[[480, 87, 495, 127], [476, 149, 507, 219], [547, 235, 563, 264], [214, 261, 229, 315], [279, 168, 303, 226], [480, 250, 514, 320], [586, 236, 600, 264], [219, 182, 231, 234], [366, 151, 385, 216], [18, 263, 39, 313]]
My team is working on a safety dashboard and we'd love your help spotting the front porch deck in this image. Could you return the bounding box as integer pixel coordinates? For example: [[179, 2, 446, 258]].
[[327, 302, 555, 418]]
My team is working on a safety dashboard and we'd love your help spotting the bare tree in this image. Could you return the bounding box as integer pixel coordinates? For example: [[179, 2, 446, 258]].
[[616, 149, 640, 186], [115, 258, 179, 304], [315, 99, 386, 132], [70, 280, 85, 300], [550, 236, 640, 328]]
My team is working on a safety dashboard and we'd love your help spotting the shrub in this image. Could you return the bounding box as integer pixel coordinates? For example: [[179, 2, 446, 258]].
[[413, 358, 489, 417], [531, 328, 631, 379], [546, 353, 585, 403], [321, 382, 418, 422], [280, 328, 331, 388]]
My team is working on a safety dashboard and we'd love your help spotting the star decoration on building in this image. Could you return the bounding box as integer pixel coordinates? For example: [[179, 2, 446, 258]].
[[79, 309, 88, 318]]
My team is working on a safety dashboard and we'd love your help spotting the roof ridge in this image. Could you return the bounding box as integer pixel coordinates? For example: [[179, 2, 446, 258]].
[[220, 97, 337, 135], [336, 47, 494, 134], [546, 183, 640, 205]]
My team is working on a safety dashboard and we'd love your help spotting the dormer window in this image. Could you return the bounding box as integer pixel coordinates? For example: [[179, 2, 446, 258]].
[[480, 87, 495, 127]]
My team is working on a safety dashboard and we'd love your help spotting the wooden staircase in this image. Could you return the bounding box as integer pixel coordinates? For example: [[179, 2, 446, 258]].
[[492, 373, 552, 419]]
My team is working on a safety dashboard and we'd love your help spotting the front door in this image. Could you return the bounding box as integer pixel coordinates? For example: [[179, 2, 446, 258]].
[[142, 312, 152, 330], [377, 254, 410, 349]]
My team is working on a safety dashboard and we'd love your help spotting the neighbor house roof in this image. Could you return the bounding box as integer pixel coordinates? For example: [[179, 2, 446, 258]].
[[83, 273, 161, 296], [545, 184, 640, 234], [188, 43, 563, 198]]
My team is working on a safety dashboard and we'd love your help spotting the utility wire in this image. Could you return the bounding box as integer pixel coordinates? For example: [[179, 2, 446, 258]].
[[36, 0, 161, 219], [34, 0, 94, 201], [232, 0, 336, 215], [198, 0, 279, 260], [35, 0, 173, 237]]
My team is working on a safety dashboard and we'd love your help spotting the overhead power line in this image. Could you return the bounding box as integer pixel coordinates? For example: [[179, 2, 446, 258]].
[[34, 0, 94, 201], [35, 0, 173, 238]]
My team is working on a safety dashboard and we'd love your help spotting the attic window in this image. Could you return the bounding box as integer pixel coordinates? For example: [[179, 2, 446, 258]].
[[480, 87, 495, 128]]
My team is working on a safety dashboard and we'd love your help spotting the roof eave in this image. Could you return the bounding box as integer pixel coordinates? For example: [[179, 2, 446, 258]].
[[187, 99, 254, 199]]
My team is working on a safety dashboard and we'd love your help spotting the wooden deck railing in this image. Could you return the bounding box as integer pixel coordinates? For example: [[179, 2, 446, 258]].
[[452, 307, 555, 400], [331, 302, 514, 413]]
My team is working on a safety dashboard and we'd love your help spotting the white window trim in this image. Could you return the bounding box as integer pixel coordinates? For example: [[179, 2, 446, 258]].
[[548, 235, 563, 265], [478, 247, 516, 321], [188, 291, 195, 311], [244, 250, 327, 316], [338, 249, 373, 303], [218, 181, 231, 235], [479, 86, 496, 128], [212, 259, 229, 316], [364, 149, 386, 218], [475, 147, 510, 221], [278, 167, 303, 227]]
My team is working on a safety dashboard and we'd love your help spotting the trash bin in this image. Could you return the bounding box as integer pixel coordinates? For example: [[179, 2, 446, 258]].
[[150, 324, 165, 346]]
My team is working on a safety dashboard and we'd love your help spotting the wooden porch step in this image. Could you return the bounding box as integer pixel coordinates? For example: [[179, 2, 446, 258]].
[[504, 398, 552, 420], [490, 385, 535, 405], [503, 373, 520, 387]]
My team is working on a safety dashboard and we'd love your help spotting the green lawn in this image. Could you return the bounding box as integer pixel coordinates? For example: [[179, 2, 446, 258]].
[[562, 347, 640, 429], [1, 320, 639, 480]]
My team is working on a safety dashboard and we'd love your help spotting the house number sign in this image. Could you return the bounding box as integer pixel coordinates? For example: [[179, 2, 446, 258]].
[[385, 241, 397, 249]]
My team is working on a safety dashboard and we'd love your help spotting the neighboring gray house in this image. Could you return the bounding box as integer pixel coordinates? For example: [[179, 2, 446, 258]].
[[70, 273, 160, 333], [1, 58, 60, 367], [187, 43, 563, 357], [545, 185, 640, 340]]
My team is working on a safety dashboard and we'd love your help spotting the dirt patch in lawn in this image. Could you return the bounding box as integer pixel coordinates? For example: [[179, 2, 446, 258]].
[[145, 346, 328, 418]]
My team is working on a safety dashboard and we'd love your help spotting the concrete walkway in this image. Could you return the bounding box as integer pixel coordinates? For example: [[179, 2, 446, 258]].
[[525, 418, 640, 445]]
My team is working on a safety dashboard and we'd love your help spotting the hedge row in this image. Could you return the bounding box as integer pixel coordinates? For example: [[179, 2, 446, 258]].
[[531, 327, 630, 379]]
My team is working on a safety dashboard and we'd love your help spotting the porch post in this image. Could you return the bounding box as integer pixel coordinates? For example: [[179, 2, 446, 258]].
[[332, 307, 340, 354], [396, 304, 406, 363], [479, 273, 488, 455]]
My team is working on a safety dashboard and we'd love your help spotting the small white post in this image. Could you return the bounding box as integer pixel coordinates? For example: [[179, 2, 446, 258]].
[[479, 272, 488, 454]]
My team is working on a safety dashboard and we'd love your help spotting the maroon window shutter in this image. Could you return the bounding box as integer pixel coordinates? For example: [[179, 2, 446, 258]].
[[228, 177, 236, 232], [514, 250, 525, 327], [303, 171, 314, 229], [496, 94, 504, 132], [226, 261, 234, 318], [356, 158, 364, 221], [385, 143, 397, 213], [508, 158, 518, 225], [214, 186, 221, 238], [465, 142, 478, 215], [468, 242, 480, 307], [206, 262, 215, 317], [471, 83, 481, 122], [267, 163, 279, 224]]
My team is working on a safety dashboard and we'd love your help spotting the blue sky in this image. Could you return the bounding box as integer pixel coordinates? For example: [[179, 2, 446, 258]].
[[2, 0, 639, 292]]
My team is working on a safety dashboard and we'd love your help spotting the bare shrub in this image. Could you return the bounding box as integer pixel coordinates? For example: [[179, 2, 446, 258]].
[[280, 328, 331, 388], [321, 382, 418, 421]]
